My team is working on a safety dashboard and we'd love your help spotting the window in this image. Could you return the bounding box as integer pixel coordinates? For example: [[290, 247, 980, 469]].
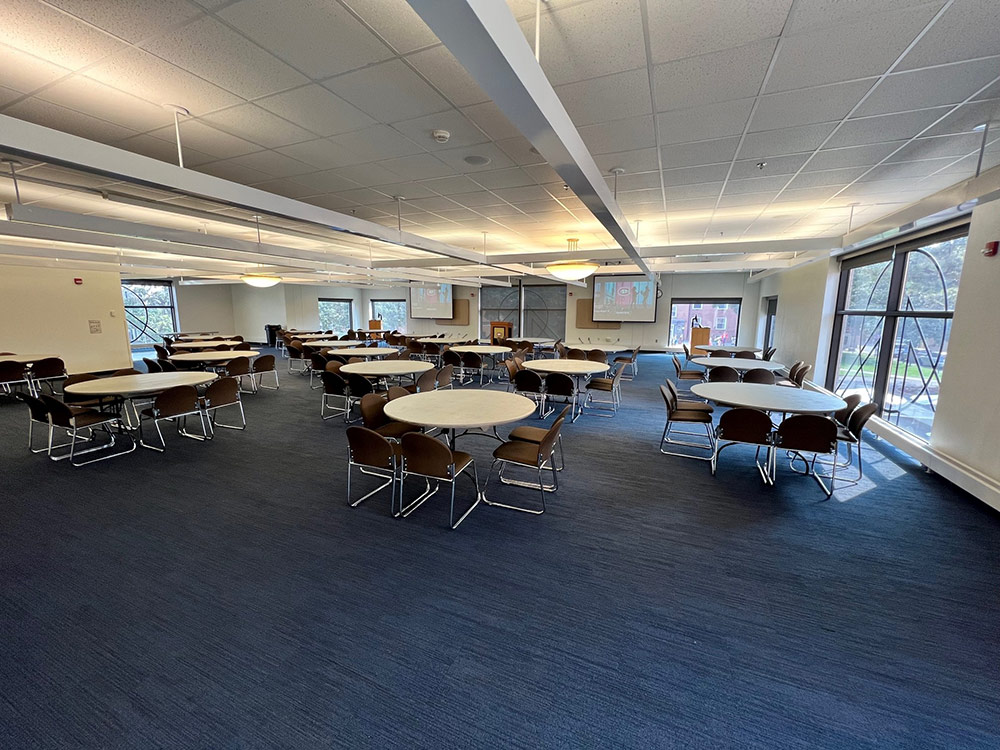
[[318, 298, 353, 332], [522, 284, 566, 339], [828, 228, 968, 441], [371, 299, 407, 332], [480, 285, 520, 340], [763, 296, 778, 350], [122, 281, 177, 347], [669, 298, 742, 346]]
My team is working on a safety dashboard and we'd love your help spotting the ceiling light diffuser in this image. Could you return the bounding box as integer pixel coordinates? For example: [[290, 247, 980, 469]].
[[240, 274, 281, 288], [545, 261, 600, 281]]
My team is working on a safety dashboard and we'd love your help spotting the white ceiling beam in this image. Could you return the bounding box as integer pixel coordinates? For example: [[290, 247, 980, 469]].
[[405, 0, 654, 281]]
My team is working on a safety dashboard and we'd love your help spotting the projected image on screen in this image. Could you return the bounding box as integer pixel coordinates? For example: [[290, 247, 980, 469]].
[[409, 282, 454, 319], [592, 275, 657, 323]]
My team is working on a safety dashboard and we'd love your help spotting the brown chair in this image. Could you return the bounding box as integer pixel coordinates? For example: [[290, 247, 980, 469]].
[[28, 357, 66, 395], [821, 401, 879, 485], [39, 394, 134, 465], [501, 359, 519, 387], [436, 364, 454, 390], [682, 344, 693, 362], [157, 359, 178, 372], [234, 342, 252, 351], [774, 414, 839, 497], [346, 372, 382, 422], [308, 352, 329, 389], [404, 367, 439, 394], [586, 349, 608, 365], [142, 357, 163, 374], [584, 363, 624, 417], [387, 386, 410, 401], [16, 392, 68, 454], [224, 356, 254, 393], [252, 355, 279, 391], [138, 385, 207, 451], [792, 364, 811, 387], [762, 347, 777, 361], [834, 394, 862, 427], [460, 351, 485, 386], [663, 379, 713, 413], [707, 366, 739, 383], [709, 350, 732, 358], [153, 344, 171, 360], [360, 393, 420, 441], [566, 348, 587, 361], [286, 341, 306, 373], [613, 347, 640, 380], [742, 368, 776, 385], [199, 377, 246, 434], [63, 373, 103, 407], [442, 349, 462, 370], [320, 370, 350, 420], [672, 354, 702, 388], [512, 368, 546, 417], [399, 432, 480, 529], [735, 350, 758, 359], [110, 368, 142, 377], [508, 404, 571, 471], [544, 372, 578, 422], [484, 417, 564, 515], [0, 361, 32, 397], [777, 361, 806, 388], [346, 426, 399, 515], [658, 385, 714, 460], [712, 407, 774, 482]]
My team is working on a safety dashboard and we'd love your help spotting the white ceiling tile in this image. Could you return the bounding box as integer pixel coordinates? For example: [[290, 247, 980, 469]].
[[0, 43, 71, 93], [803, 143, 906, 171], [142, 16, 307, 100], [646, 0, 792, 64], [248, 177, 317, 200], [34, 75, 174, 133], [653, 39, 776, 112], [665, 182, 724, 200], [609, 172, 662, 191], [857, 157, 960, 182], [578, 115, 655, 155], [448, 190, 506, 207], [750, 79, 875, 132], [117, 133, 214, 165], [219, 0, 392, 80], [417, 175, 483, 195], [898, 1, 1000, 70], [740, 122, 838, 155], [85, 48, 243, 115], [525, 0, 646, 86], [333, 163, 401, 187], [46, 0, 202, 44], [716, 191, 780, 208], [222, 150, 315, 178], [404, 46, 490, 108], [723, 175, 791, 194], [375, 153, 453, 181], [786, 0, 939, 34], [667, 196, 719, 211], [825, 107, 950, 147], [730, 154, 810, 179], [921, 100, 1000, 137], [766, 3, 943, 92], [4, 97, 137, 142], [407, 196, 463, 212], [201, 104, 314, 148], [323, 59, 451, 123], [593, 148, 660, 174], [195, 159, 270, 184], [657, 99, 755, 145], [885, 133, 986, 163], [0, 0, 128, 70], [662, 164, 731, 187], [366, 182, 437, 200], [492, 185, 552, 203], [770, 185, 841, 202], [302, 193, 361, 211], [433, 143, 516, 173], [430, 207, 484, 222], [855, 59, 1000, 118], [255, 85, 375, 137], [290, 169, 363, 194], [325, 125, 425, 164], [523, 164, 563, 184], [275, 139, 357, 170], [785, 166, 870, 188], [333, 187, 392, 205], [340, 0, 438, 54], [468, 168, 534, 190], [495, 136, 546, 166], [461, 101, 521, 142], [391, 110, 489, 150], [660, 137, 740, 169], [555, 69, 652, 128]]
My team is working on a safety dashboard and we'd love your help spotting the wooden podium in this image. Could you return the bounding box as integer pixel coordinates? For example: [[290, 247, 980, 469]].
[[490, 320, 512, 345], [690, 326, 711, 356]]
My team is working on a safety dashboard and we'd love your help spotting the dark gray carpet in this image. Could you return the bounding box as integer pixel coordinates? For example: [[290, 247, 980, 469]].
[[1, 352, 998, 749]]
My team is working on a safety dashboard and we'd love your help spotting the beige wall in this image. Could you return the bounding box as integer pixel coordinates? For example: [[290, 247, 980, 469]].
[[174, 284, 235, 336], [0, 264, 131, 373]]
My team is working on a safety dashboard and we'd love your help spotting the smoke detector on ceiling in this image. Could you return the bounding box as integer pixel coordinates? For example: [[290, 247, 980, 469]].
[[431, 129, 451, 143]]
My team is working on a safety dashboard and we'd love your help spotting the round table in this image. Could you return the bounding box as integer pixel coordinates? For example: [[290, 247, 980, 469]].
[[562, 343, 630, 354], [340, 360, 433, 378], [171, 340, 244, 350], [384, 389, 536, 447], [691, 383, 846, 414], [523, 359, 609, 376], [416, 336, 469, 344], [289, 333, 334, 340], [692, 357, 784, 371], [329, 347, 397, 359], [172, 333, 234, 341], [65, 371, 218, 397], [697, 345, 762, 355], [169, 350, 260, 363], [308, 340, 373, 348], [0, 353, 59, 364], [448, 345, 511, 356]]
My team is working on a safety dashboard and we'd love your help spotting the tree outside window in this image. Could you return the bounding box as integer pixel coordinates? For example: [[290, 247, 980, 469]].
[[122, 281, 177, 347], [371, 299, 407, 332], [318, 298, 353, 332]]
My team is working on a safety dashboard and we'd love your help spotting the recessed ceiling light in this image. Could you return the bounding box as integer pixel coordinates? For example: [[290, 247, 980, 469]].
[[463, 155, 491, 166]]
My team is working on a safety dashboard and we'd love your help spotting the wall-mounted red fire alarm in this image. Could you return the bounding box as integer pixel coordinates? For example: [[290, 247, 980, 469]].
[[73, 278, 83, 285], [984, 240, 998, 257]]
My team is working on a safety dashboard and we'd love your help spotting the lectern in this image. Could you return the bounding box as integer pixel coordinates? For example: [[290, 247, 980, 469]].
[[690, 326, 711, 356], [490, 320, 512, 345]]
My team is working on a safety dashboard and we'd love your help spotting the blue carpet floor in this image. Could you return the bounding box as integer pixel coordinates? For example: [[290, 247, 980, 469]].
[[1, 352, 998, 749]]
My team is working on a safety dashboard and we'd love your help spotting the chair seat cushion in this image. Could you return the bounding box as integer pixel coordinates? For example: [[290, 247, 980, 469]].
[[669, 409, 714, 423], [587, 378, 613, 391], [71, 409, 117, 428], [376, 421, 420, 439], [836, 426, 858, 443], [678, 371, 703, 380], [493, 440, 540, 465], [677, 399, 713, 412], [508, 425, 548, 443], [452, 450, 474, 473]]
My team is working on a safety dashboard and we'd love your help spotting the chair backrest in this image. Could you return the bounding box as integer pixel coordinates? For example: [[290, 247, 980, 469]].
[[707, 366, 739, 383], [776, 415, 838, 454], [39, 394, 76, 428], [226, 356, 252, 377], [415, 368, 438, 392], [567, 348, 587, 360], [513, 368, 543, 393], [153, 385, 199, 418], [663, 379, 679, 401], [536, 417, 565, 464], [682, 344, 691, 359], [544, 371, 575, 396], [64, 373, 98, 388], [610, 362, 625, 387], [232, 336, 244, 342], [110, 368, 141, 377], [436, 364, 454, 388], [847, 402, 879, 439], [346, 372, 374, 397], [401, 432, 457, 478], [556, 342, 568, 358], [461, 351, 483, 368], [253, 354, 276, 373], [503, 359, 518, 382], [287, 341, 304, 358], [158, 359, 178, 372], [234, 342, 252, 351], [143, 357, 163, 373], [717, 407, 773, 444], [659, 384, 677, 414], [322, 370, 347, 395], [442, 349, 462, 367], [347, 426, 395, 470], [360, 393, 388, 429], [671, 354, 683, 376], [30, 357, 66, 379], [204, 377, 239, 407], [834, 393, 862, 425], [742, 368, 776, 385], [735, 350, 758, 359], [423, 342, 441, 355], [326, 353, 348, 365], [154, 344, 170, 359], [787, 361, 805, 380], [763, 347, 776, 361], [709, 350, 731, 358], [792, 364, 811, 387], [586, 349, 607, 364], [16, 392, 49, 423], [310, 353, 328, 371], [387, 385, 410, 401]]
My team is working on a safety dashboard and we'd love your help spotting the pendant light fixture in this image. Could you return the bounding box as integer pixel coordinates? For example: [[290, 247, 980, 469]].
[[546, 238, 599, 281], [241, 215, 282, 288]]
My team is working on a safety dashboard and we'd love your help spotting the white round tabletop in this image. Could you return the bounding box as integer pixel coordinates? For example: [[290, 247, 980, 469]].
[[173, 333, 234, 341], [416, 336, 469, 344], [516, 337, 555, 345], [340, 361, 434, 377], [690, 383, 846, 414], [0, 353, 60, 364], [171, 340, 244, 349], [523, 359, 610, 376], [562, 343, 630, 354], [384, 389, 536, 430], [697, 345, 762, 354], [329, 347, 396, 358], [65, 371, 217, 397], [167, 331, 217, 337], [449, 344, 511, 355], [305, 340, 360, 348], [692, 357, 784, 371], [290, 333, 334, 340], [169, 350, 260, 362]]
